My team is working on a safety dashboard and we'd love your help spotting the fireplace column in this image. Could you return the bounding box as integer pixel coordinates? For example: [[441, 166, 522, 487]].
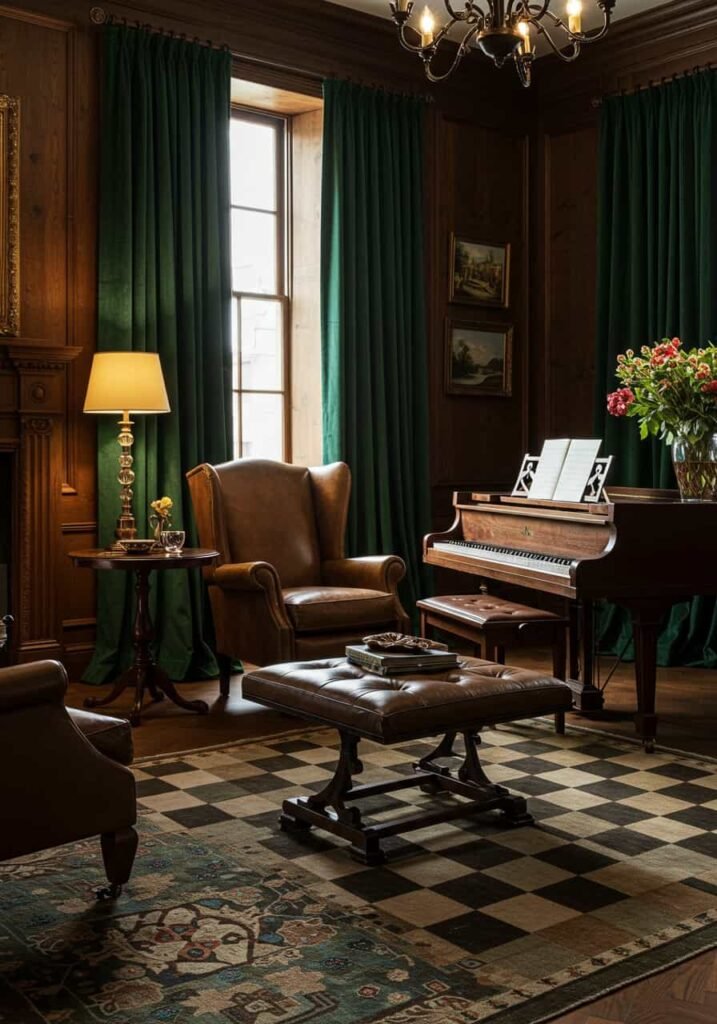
[[7, 343, 81, 663]]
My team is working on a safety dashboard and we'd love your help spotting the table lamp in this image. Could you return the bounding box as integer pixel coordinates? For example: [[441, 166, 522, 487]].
[[84, 352, 170, 547]]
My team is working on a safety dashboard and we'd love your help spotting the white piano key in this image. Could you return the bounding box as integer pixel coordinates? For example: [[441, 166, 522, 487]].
[[433, 541, 573, 579]]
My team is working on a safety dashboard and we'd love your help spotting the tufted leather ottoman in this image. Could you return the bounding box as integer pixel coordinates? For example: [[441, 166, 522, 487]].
[[417, 594, 569, 733], [243, 656, 572, 865]]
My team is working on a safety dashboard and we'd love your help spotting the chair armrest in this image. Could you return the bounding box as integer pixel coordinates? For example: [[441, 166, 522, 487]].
[[212, 561, 282, 595], [0, 660, 67, 715], [322, 556, 406, 594]]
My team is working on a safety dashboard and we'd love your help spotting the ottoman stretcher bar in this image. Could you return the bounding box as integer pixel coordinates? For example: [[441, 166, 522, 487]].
[[243, 657, 573, 865]]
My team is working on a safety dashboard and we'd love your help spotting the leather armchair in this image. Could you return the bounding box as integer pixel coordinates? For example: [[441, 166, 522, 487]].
[[187, 459, 411, 694], [0, 660, 138, 899]]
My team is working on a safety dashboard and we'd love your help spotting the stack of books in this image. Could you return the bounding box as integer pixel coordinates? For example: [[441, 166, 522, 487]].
[[346, 644, 460, 676]]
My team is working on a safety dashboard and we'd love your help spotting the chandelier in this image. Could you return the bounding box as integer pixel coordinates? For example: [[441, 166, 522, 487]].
[[389, 1, 616, 87]]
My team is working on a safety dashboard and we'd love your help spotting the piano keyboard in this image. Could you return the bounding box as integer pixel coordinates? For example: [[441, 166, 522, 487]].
[[433, 541, 574, 579]]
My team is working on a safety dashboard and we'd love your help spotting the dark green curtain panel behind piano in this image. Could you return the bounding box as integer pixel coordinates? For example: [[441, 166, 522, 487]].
[[595, 71, 717, 667], [85, 26, 233, 684], [321, 80, 431, 609]]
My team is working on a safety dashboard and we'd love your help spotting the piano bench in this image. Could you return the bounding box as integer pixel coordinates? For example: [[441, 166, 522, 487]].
[[417, 595, 570, 734]]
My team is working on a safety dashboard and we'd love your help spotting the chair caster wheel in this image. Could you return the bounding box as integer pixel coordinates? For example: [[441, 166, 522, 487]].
[[95, 883, 122, 901]]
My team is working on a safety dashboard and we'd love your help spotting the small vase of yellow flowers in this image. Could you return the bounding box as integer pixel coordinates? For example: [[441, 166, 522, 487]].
[[149, 496, 174, 547]]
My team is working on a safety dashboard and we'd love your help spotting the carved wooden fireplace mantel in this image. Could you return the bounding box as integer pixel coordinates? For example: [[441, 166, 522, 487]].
[[0, 339, 81, 662]]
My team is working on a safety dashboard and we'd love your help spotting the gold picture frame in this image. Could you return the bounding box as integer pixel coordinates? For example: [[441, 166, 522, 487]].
[[0, 95, 19, 337], [449, 234, 510, 308], [445, 319, 513, 397]]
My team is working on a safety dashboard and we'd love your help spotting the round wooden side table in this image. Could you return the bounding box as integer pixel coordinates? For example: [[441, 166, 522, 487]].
[[68, 547, 219, 726]]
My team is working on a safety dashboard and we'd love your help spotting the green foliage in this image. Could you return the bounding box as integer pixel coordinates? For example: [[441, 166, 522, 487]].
[[608, 338, 717, 445]]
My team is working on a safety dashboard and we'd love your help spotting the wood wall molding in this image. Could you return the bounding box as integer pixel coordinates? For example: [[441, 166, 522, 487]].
[[0, 342, 80, 662]]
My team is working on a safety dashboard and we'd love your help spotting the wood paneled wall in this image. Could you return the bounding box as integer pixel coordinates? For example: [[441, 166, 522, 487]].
[[427, 113, 530, 525], [0, 0, 529, 673], [0, 4, 97, 671], [530, 0, 717, 446], [5, 0, 710, 671]]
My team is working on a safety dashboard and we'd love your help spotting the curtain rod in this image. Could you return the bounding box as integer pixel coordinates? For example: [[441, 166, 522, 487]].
[[592, 61, 715, 107], [88, 6, 431, 101], [89, 6, 228, 50]]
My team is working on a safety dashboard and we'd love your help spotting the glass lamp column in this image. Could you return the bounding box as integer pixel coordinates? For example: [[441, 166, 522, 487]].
[[115, 410, 137, 547]]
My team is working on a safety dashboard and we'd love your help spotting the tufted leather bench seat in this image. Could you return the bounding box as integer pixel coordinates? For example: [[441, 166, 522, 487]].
[[243, 656, 572, 864], [243, 656, 570, 743]]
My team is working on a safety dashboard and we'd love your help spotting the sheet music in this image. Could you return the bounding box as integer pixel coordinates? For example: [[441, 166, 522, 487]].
[[528, 439, 571, 500], [552, 439, 603, 502]]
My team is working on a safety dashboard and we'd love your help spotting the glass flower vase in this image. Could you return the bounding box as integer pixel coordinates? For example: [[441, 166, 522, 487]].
[[149, 514, 171, 546], [671, 431, 717, 502]]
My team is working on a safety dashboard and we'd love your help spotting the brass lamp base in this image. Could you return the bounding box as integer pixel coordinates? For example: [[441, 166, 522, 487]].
[[111, 411, 138, 550]]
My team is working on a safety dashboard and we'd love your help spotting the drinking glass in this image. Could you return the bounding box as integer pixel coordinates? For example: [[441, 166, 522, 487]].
[[161, 530, 186, 555]]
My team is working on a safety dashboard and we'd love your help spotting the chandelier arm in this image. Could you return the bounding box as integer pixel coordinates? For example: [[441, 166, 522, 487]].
[[396, 22, 429, 54], [424, 24, 481, 82], [443, 0, 477, 22], [540, 6, 612, 44], [536, 22, 581, 62], [396, 13, 461, 55], [519, 1, 551, 21]]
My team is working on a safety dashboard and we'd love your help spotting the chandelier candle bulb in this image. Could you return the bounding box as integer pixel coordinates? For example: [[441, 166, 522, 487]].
[[567, 0, 582, 34], [517, 21, 533, 54], [419, 5, 435, 46]]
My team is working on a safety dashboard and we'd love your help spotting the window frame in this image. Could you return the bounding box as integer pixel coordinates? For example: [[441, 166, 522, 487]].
[[230, 104, 292, 462]]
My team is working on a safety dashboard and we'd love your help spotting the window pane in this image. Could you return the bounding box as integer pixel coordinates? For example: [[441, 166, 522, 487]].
[[231, 209, 277, 294], [230, 118, 277, 211], [240, 299, 283, 391], [240, 393, 284, 460], [231, 297, 239, 389]]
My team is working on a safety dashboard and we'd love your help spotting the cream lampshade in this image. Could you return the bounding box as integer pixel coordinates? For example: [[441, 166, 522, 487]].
[[84, 352, 171, 547]]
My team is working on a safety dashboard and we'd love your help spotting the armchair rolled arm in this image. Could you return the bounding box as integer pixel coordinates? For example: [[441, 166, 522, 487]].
[[0, 660, 67, 715], [212, 561, 283, 595], [211, 560, 291, 633], [322, 556, 406, 594]]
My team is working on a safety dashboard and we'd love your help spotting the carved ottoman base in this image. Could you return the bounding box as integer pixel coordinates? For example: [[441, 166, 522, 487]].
[[279, 729, 532, 866]]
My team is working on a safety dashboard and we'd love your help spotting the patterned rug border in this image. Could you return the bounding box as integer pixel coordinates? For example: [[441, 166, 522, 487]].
[[487, 920, 717, 1024]]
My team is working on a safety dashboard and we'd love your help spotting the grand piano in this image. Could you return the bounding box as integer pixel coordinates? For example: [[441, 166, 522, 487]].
[[424, 487, 717, 751]]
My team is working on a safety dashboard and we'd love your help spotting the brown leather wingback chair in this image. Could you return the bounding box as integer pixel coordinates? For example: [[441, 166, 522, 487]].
[[0, 660, 138, 899], [187, 459, 411, 694]]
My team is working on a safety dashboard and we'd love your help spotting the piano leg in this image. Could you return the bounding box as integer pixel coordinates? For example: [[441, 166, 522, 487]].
[[568, 603, 580, 681], [566, 599, 604, 713], [628, 601, 666, 754]]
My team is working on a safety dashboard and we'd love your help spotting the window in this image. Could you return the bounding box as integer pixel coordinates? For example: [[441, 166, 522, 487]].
[[230, 110, 289, 460]]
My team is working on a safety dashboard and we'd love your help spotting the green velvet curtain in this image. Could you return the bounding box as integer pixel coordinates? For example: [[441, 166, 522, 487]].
[[321, 79, 432, 610], [594, 71, 717, 667], [84, 25, 233, 684]]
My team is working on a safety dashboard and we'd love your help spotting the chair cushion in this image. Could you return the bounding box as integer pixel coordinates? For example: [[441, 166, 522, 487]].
[[243, 657, 573, 744], [283, 587, 398, 633], [417, 595, 568, 628], [68, 708, 134, 766]]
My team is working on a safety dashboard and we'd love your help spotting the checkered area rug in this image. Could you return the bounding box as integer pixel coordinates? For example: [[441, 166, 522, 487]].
[[134, 720, 717, 1003]]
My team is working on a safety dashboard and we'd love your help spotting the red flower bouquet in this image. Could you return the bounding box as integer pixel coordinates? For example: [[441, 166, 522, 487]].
[[607, 338, 717, 501]]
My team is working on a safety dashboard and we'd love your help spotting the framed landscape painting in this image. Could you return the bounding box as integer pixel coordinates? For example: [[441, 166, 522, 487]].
[[446, 321, 513, 397], [450, 235, 510, 308]]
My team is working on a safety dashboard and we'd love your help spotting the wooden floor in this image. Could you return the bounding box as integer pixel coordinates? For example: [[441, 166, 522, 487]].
[[65, 653, 717, 1023], [65, 650, 717, 760]]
